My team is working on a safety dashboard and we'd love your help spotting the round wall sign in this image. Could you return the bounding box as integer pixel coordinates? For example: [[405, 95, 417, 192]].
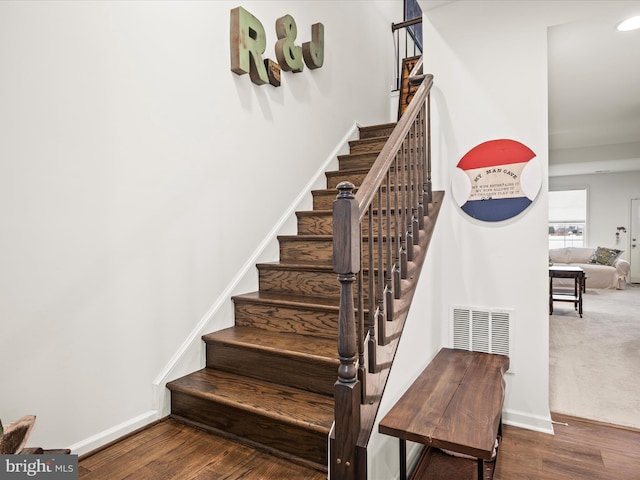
[[452, 139, 541, 222]]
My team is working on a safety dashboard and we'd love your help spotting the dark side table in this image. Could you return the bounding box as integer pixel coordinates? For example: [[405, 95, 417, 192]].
[[549, 266, 585, 317], [379, 348, 509, 480]]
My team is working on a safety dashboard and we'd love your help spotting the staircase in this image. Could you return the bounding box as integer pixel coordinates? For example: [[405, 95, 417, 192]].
[[167, 116, 443, 478], [167, 123, 397, 472]]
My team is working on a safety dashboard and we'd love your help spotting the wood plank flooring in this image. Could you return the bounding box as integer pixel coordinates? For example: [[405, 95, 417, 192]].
[[494, 413, 640, 480], [78, 419, 326, 480], [79, 413, 640, 479]]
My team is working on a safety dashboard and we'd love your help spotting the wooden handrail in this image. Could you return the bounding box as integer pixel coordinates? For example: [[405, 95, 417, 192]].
[[391, 17, 422, 31], [355, 74, 432, 220], [331, 58, 433, 480]]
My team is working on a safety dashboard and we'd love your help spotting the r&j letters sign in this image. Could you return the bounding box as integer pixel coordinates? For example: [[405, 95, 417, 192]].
[[230, 7, 324, 87]]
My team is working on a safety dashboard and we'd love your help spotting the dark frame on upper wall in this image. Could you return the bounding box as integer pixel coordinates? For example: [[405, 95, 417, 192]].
[[404, 0, 423, 52]]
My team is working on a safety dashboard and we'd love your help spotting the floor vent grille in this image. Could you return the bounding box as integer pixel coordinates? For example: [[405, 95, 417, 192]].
[[450, 305, 514, 372]]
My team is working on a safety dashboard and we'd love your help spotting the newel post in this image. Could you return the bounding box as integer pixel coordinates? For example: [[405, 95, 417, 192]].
[[332, 181, 362, 480]]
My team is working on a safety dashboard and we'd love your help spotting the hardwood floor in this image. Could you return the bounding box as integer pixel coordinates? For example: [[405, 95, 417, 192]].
[[78, 419, 326, 480], [494, 413, 640, 480], [79, 413, 640, 479]]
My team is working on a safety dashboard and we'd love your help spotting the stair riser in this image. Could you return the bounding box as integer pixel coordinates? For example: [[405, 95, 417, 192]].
[[327, 166, 419, 189], [348, 136, 425, 155], [259, 267, 339, 297], [312, 192, 336, 211], [234, 301, 338, 340], [279, 238, 398, 267], [297, 213, 332, 235], [313, 188, 419, 210], [326, 171, 368, 189], [338, 146, 425, 171], [348, 138, 387, 155], [279, 239, 333, 265], [258, 267, 372, 298], [206, 342, 336, 396], [338, 154, 378, 171], [358, 124, 396, 139], [298, 212, 401, 236], [171, 393, 327, 466]]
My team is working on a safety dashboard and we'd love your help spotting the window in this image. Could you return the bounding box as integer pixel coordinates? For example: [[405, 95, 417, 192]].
[[549, 189, 587, 248], [404, 0, 423, 52]]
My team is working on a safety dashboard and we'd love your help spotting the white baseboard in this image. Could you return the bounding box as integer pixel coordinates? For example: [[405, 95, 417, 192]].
[[503, 408, 554, 434], [68, 410, 160, 456]]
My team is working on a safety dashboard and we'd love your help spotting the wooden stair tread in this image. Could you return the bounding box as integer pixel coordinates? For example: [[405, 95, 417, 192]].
[[312, 184, 413, 195], [327, 164, 414, 176], [357, 133, 391, 138], [279, 233, 397, 243], [361, 122, 396, 127], [277, 234, 331, 240], [256, 261, 334, 271], [233, 290, 340, 309], [257, 260, 380, 276], [327, 166, 375, 176], [359, 122, 396, 135], [295, 210, 332, 217], [349, 135, 389, 144], [203, 326, 338, 362], [337, 151, 380, 161], [296, 207, 407, 217], [168, 369, 334, 434]]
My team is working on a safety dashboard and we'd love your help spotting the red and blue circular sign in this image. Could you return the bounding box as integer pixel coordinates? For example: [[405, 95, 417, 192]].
[[452, 139, 541, 222]]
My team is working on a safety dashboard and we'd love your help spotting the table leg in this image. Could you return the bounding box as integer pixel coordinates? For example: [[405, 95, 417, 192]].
[[578, 274, 583, 317], [549, 276, 553, 314], [400, 439, 407, 480], [477, 458, 484, 480]]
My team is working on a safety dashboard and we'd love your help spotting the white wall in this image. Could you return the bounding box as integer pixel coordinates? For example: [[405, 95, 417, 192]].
[[367, 1, 640, 478], [551, 171, 640, 261], [0, 0, 402, 452]]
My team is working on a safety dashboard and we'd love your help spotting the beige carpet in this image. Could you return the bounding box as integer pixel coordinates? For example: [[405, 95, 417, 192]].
[[549, 284, 640, 430]]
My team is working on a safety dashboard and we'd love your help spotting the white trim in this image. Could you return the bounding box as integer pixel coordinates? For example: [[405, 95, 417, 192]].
[[151, 122, 361, 414], [68, 410, 160, 456], [503, 408, 554, 434]]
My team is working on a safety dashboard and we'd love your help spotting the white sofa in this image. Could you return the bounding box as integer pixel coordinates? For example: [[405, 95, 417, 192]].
[[549, 247, 630, 289]]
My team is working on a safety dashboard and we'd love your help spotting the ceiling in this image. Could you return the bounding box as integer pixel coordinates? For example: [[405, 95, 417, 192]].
[[548, 7, 640, 176], [420, 1, 640, 177]]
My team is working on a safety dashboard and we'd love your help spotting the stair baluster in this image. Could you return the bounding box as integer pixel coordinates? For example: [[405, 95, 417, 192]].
[[410, 118, 420, 246], [393, 154, 402, 299], [417, 107, 426, 225], [384, 169, 394, 321], [426, 92, 432, 204]]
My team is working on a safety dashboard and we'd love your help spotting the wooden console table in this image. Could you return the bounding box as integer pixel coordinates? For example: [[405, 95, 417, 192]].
[[549, 266, 585, 317], [379, 348, 509, 480]]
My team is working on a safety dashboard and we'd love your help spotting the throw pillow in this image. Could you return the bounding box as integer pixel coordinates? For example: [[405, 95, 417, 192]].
[[605, 248, 624, 266], [589, 246, 623, 266]]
